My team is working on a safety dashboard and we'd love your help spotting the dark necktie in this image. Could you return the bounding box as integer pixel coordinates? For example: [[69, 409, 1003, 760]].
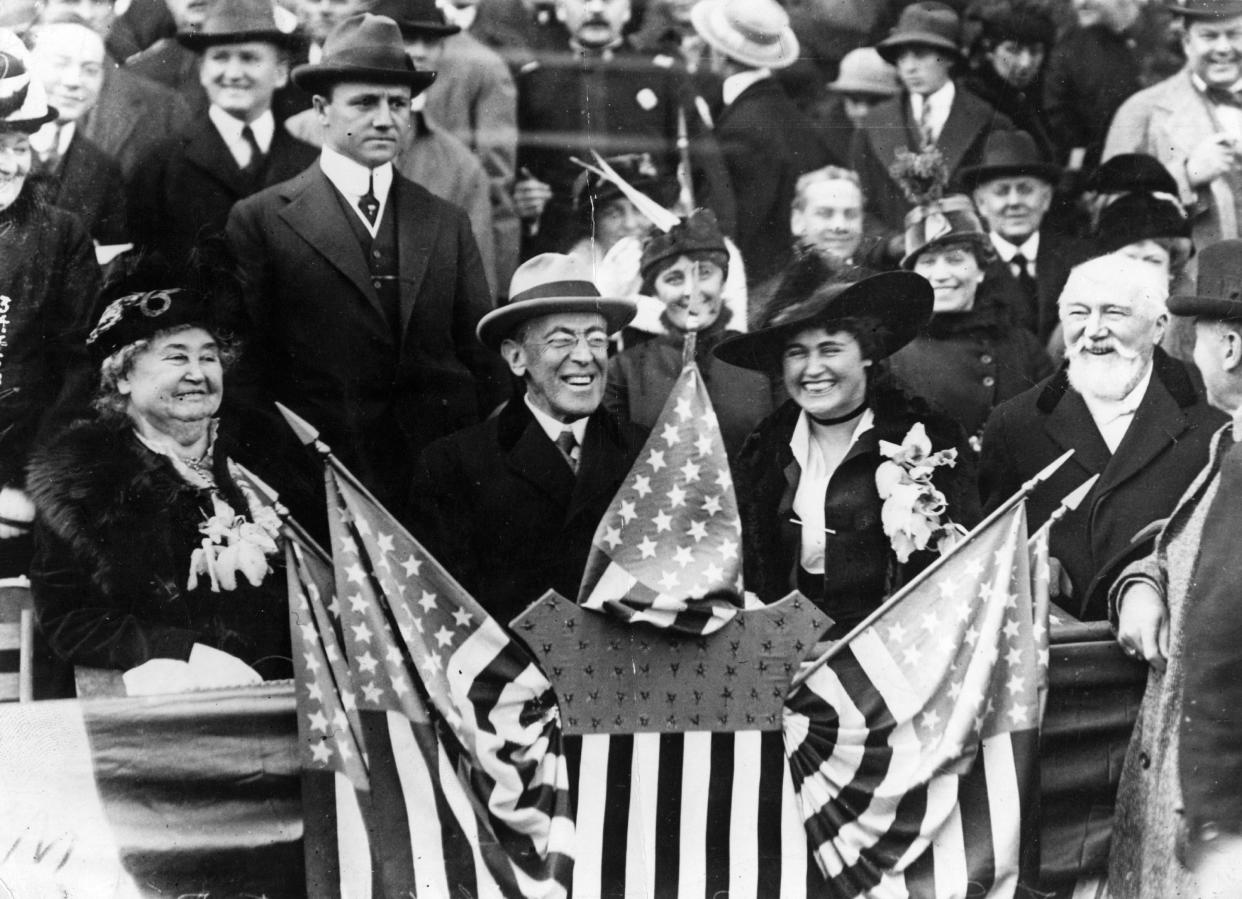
[[40, 124, 62, 175], [554, 429, 580, 474], [358, 172, 380, 225], [240, 124, 263, 179], [1012, 251, 1038, 305], [1205, 85, 1242, 109], [917, 97, 935, 148]]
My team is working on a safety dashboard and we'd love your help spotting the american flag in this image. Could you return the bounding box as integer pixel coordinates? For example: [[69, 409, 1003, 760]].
[[324, 464, 575, 899], [1028, 523, 1053, 720], [578, 362, 743, 634], [784, 501, 1041, 897]]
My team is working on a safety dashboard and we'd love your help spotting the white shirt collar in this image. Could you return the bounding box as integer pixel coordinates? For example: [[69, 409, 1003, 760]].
[[789, 407, 874, 574], [1079, 362, 1152, 453], [722, 68, 771, 107], [209, 106, 274, 162], [524, 393, 589, 445], [909, 79, 955, 142], [990, 230, 1040, 264], [319, 145, 394, 236], [29, 120, 75, 160]]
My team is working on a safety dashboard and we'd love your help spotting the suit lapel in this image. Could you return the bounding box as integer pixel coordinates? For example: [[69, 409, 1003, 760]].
[[279, 168, 384, 318], [1042, 388, 1111, 479], [937, 90, 989, 175], [392, 175, 437, 339], [502, 405, 576, 510], [184, 121, 250, 197], [566, 413, 627, 526], [865, 99, 915, 177], [1095, 376, 1189, 497]]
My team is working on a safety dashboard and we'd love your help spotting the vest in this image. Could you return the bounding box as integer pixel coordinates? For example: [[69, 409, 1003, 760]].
[[335, 184, 401, 333]]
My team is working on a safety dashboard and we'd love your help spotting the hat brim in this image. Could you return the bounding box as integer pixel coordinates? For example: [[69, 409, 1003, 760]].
[[875, 33, 963, 64], [957, 161, 1061, 191], [394, 20, 461, 38], [691, 1, 800, 70], [0, 107, 57, 133], [713, 271, 932, 371], [291, 62, 437, 94], [1163, 1, 1242, 17], [178, 29, 307, 51], [1167, 295, 1242, 319], [477, 297, 637, 351], [825, 77, 899, 97], [900, 232, 991, 270]]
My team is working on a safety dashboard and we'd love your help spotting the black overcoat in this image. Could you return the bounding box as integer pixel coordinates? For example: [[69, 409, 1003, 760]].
[[979, 348, 1225, 618], [409, 397, 646, 626], [225, 164, 509, 518]]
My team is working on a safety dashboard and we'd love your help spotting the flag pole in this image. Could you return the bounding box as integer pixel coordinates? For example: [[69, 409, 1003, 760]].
[[1027, 473, 1098, 550], [789, 448, 1075, 690]]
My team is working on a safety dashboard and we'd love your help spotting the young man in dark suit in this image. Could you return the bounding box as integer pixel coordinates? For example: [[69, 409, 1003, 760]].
[[225, 12, 508, 521], [410, 253, 645, 625], [128, 0, 317, 263]]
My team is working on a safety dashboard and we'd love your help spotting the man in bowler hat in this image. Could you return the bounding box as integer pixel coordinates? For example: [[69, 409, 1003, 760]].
[[409, 254, 645, 625], [225, 13, 507, 521]]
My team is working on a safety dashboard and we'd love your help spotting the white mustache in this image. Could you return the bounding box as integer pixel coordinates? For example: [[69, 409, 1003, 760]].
[[1069, 337, 1141, 360]]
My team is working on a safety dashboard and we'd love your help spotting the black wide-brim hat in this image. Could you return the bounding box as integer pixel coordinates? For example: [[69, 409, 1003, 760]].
[[1169, 239, 1242, 319], [713, 271, 933, 371], [368, 0, 461, 37], [1093, 191, 1192, 255], [956, 130, 1060, 191], [291, 13, 436, 95]]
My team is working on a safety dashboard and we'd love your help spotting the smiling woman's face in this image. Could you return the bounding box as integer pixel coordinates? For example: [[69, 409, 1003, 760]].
[[781, 327, 871, 419], [118, 327, 223, 435], [0, 131, 31, 214]]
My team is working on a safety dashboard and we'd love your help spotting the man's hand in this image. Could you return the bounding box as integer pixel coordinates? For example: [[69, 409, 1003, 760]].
[[0, 487, 34, 539], [513, 172, 552, 221], [1047, 556, 1074, 599], [1117, 580, 1169, 672], [1185, 134, 1240, 187]]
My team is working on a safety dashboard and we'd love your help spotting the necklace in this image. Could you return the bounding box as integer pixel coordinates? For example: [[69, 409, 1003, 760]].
[[809, 399, 868, 427]]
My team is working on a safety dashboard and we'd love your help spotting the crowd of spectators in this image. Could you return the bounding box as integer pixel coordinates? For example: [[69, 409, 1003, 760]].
[[3, 0, 1242, 891]]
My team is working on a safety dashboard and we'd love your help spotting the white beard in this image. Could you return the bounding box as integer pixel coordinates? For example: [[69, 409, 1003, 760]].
[[1066, 344, 1152, 402]]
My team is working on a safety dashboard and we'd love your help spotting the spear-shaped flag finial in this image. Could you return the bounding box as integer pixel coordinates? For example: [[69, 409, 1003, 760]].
[[276, 401, 321, 447]]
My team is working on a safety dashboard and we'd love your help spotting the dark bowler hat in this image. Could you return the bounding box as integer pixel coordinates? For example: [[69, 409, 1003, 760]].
[[178, 0, 306, 52], [876, 2, 963, 65], [1164, 0, 1242, 18], [291, 13, 437, 95], [1169, 240, 1242, 319], [713, 272, 933, 371], [957, 130, 1060, 190], [0, 43, 57, 132], [1094, 192, 1192, 254], [477, 254, 636, 350], [366, 0, 460, 37], [1085, 153, 1180, 197]]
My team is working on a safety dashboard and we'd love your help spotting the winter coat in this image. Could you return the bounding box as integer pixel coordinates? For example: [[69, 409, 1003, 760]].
[[26, 416, 292, 681], [735, 382, 980, 633]]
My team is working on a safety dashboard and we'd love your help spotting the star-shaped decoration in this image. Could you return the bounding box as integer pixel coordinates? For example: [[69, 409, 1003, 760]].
[[307, 681, 323, 702], [307, 710, 329, 733], [1006, 645, 1023, 665], [362, 682, 383, 703], [358, 651, 378, 674], [304, 651, 321, 674], [418, 590, 438, 613], [1007, 702, 1028, 725], [327, 595, 341, 618], [919, 709, 940, 730], [1003, 618, 1021, 639], [888, 621, 907, 643], [902, 644, 922, 666], [680, 459, 700, 482], [653, 510, 672, 533], [376, 533, 395, 554], [619, 500, 637, 524], [391, 674, 410, 696], [703, 562, 723, 582], [434, 625, 455, 648], [348, 593, 367, 613], [1007, 673, 1025, 696], [676, 396, 693, 421], [422, 654, 441, 676], [351, 621, 373, 643], [603, 526, 622, 549], [718, 539, 738, 561], [309, 740, 332, 764], [452, 608, 473, 628], [346, 564, 366, 586], [674, 546, 693, 567], [662, 422, 680, 445], [668, 484, 687, 507], [638, 536, 657, 559], [341, 690, 357, 711], [702, 494, 722, 516], [300, 621, 317, 642], [688, 520, 708, 542], [633, 475, 651, 498], [353, 516, 372, 537], [659, 569, 679, 591], [648, 449, 666, 472], [400, 555, 421, 577], [385, 644, 403, 665], [714, 467, 732, 490], [338, 536, 359, 557], [695, 432, 713, 456]]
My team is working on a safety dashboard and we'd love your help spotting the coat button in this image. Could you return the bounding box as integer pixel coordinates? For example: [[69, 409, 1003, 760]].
[[981, 354, 993, 365], [372, 279, 382, 289], [1139, 751, 1151, 769], [372, 250, 382, 259], [982, 375, 995, 387]]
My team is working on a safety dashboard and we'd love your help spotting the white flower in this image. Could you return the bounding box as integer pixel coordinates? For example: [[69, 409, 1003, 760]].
[[875, 423, 964, 563], [876, 460, 904, 499]]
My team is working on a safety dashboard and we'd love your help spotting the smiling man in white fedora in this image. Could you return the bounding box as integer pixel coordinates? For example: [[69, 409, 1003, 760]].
[[690, 0, 837, 288], [409, 253, 644, 625]]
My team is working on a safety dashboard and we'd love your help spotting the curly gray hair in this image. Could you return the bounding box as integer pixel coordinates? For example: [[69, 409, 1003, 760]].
[[93, 324, 239, 418]]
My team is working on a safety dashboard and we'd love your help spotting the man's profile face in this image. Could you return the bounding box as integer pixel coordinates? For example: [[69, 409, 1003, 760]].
[[972, 176, 1053, 244], [29, 22, 106, 123], [403, 33, 445, 71], [556, 0, 631, 49], [314, 81, 411, 167], [502, 312, 610, 422], [1184, 15, 1242, 89], [40, 0, 115, 36], [200, 41, 288, 123]]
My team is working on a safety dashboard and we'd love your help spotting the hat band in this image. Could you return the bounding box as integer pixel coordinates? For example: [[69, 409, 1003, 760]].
[[725, 15, 783, 47], [510, 280, 602, 305], [322, 44, 412, 69]]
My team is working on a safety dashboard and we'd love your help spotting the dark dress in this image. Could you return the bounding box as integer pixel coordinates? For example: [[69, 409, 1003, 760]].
[[27, 416, 292, 686], [604, 319, 773, 462], [888, 280, 1054, 444], [735, 382, 980, 633]]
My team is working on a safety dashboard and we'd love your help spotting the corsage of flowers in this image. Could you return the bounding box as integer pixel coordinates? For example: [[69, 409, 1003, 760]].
[[875, 423, 967, 564], [188, 493, 282, 592]]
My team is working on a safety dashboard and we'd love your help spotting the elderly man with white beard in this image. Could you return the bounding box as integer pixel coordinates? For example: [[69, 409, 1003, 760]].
[[979, 253, 1226, 620]]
